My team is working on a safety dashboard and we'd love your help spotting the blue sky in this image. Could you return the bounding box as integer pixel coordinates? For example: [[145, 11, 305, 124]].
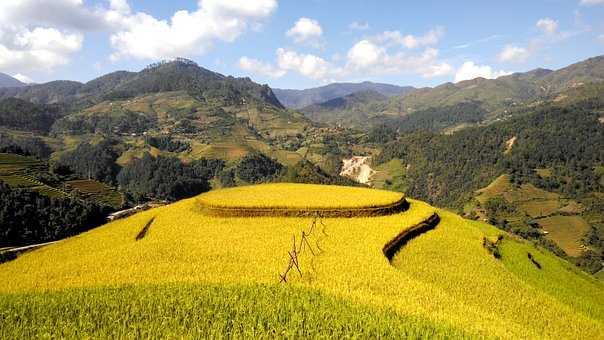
[[0, 0, 603, 89]]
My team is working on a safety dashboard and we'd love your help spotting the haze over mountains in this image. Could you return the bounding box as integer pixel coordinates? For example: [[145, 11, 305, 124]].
[[273, 81, 414, 109], [0, 73, 26, 88], [292, 55, 604, 129]]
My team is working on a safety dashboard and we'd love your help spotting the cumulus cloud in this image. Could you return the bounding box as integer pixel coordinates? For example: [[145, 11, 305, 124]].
[[12, 73, 34, 84], [345, 40, 452, 78], [0, 0, 108, 31], [238, 56, 286, 78], [0, 26, 83, 73], [454, 61, 510, 82], [286, 18, 323, 47], [536, 18, 559, 35], [346, 40, 385, 68], [349, 21, 369, 31], [237, 48, 336, 80], [276, 48, 331, 80], [498, 45, 531, 63], [375, 27, 444, 49], [239, 31, 453, 82], [108, 0, 278, 61], [0, 0, 96, 74]]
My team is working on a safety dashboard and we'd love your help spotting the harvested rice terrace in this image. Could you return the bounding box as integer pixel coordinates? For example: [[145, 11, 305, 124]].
[[197, 183, 408, 217]]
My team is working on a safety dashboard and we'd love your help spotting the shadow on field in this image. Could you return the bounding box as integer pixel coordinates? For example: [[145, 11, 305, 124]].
[[382, 213, 440, 262]]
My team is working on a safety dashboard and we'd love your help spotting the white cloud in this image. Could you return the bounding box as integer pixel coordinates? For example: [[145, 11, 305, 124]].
[[498, 45, 531, 63], [0, 0, 108, 31], [375, 27, 444, 49], [239, 41, 452, 82], [536, 18, 558, 35], [454, 61, 510, 82], [238, 49, 333, 80], [345, 40, 452, 78], [109, 0, 131, 15], [580, 0, 604, 5], [238, 56, 286, 78], [0, 26, 83, 73], [286, 17, 323, 46], [0, 0, 279, 73], [12, 73, 34, 84], [0, 0, 95, 74], [276, 48, 331, 80], [108, 0, 278, 61], [349, 21, 369, 31], [346, 40, 386, 68], [239, 25, 452, 82], [599, 34, 604, 43]]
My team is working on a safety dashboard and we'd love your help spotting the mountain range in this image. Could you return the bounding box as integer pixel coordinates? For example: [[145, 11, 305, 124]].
[[295, 55, 604, 130], [273, 81, 414, 109], [0, 73, 26, 88]]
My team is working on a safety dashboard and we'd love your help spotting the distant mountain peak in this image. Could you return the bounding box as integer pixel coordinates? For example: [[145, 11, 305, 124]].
[[0, 73, 27, 88], [144, 58, 199, 70], [273, 82, 414, 109]]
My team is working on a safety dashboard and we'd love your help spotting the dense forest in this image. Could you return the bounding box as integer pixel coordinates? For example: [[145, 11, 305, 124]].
[[0, 98, 61, 133], [0, 182, 108, 247], [0, 133, 52, 159], [58, 140, 121, 184], [377, 95, 604, 208], [117, 153, 223, 202]]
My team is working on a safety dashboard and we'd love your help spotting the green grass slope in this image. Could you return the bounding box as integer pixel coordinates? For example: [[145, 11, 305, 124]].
[[0, 184, 602, 338]]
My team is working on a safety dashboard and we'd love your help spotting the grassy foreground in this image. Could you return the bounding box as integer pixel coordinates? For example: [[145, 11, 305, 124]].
[[0, 284, 466, 339], [0, 184, 602, 338]]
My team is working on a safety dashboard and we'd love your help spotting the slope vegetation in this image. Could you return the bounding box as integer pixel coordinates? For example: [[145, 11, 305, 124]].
[[0, 184, 601, 338]]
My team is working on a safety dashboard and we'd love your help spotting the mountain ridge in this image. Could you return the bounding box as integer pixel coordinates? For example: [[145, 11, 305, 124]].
[[273, 81, 414, 109], [0, 73, 26, 88]]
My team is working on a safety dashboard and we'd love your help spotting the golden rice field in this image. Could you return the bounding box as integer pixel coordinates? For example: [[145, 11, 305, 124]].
[[198, 183, 404, 209], [0, 184, 602, 338]]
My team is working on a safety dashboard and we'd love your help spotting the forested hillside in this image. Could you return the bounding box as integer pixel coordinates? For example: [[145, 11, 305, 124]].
[[375, 82, 604, 273]]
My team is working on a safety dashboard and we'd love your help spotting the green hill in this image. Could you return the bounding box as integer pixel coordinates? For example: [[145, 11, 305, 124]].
[[299, 55, 604, 132], [300, 90, 390, 126], [0, 184, 602, 338]]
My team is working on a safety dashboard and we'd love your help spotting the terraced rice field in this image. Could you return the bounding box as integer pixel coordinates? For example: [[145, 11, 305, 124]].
[[537, 215, 591, 257], [0, 153, 68, 198], [519, 199, 561, 218], [197, 183, 406, 216], [0, 184, 602, 338], [65, 179, 123, 208]]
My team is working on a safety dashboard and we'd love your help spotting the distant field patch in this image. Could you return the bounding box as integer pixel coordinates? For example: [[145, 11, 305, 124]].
[[503, 183, 559, 202], [558, 201, 585, 215], [198, 183, 406, 217], [0, 153, 45, 174], [537, 215, 590, 257], [535, 168, 552, 178], [475, 175, 512, 204], [519, 200, 561, 218], [65, 180, 123, 208], [372, 159, 406, 192]]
